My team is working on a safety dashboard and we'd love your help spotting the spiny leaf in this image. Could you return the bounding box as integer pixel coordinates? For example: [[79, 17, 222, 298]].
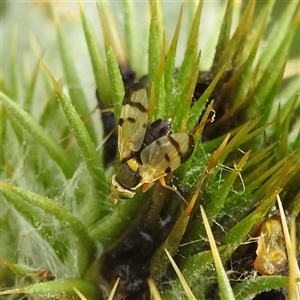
[[279, 95, 298, 158], [182, 246, 227, 279], [154, 32, 166, 119], [78, 0, 111, 108], [178, 52, 200, 132], [231, 0, 255, 68], [224, 187, 283, 247], [205, 150, 251, 221], [9, 29, 18, 101], [217, 1, 255, 68], [1, 258, 55, 283], [279, 76, 300, 112], [255, 152, 299, 199], [0, 181, 95, 274], [0, 278, 98, 299], [0, 105, 7, 174], [250, 5, 300, 124], [233, 276, 288, 300], [150, 193, 197, 282], [88, 193, 150, 251], [51, 4, 98, 146], [1, 187, 69, 261], [122, 1, 137, 70], [164, 6, 183, 103], [189, 133, 230, 204], [98, 1, 127, 65], [107, 278, 120, 300], [155, 0, 166, 46], [187, 64, 226, 131], [165, 249, 196, 300], [148, 0, 162, 97], [97, 3, 124, 118], [254, 2, 299, 81], [242, 1, 275, 53], [201, 206, 235, 300], [147, 278, 163, 300], [213, 0, 234, 68], [0, 92, 75, 178], [174, 1, 203, 122], [41, 61, 110, 226], [242, 142, 278, 171], [229, 5, 269, 106], [23, 58, 41, 113], [290, 189, 300, 220]]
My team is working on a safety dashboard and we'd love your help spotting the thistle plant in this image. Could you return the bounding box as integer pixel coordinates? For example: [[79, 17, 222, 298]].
[[1, 1, 299, 300]]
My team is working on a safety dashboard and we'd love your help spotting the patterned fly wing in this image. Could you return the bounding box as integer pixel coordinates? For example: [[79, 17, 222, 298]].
[[118, 83, 149, 159], [138, 133, 194, 184]]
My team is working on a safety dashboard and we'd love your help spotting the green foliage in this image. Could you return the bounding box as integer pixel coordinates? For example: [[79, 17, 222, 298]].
[[1, 1, 299, 299]]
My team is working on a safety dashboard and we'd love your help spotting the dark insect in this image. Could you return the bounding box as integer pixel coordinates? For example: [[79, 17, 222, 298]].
[[96, 89, 118, 168]]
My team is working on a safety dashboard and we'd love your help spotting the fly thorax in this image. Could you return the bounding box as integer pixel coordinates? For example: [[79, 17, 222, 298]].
[[141, 119, 173, 151], [116, 158, 142, 189]]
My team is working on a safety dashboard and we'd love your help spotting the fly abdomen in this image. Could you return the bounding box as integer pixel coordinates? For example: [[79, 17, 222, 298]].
[[116, 159, 142, 189]]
